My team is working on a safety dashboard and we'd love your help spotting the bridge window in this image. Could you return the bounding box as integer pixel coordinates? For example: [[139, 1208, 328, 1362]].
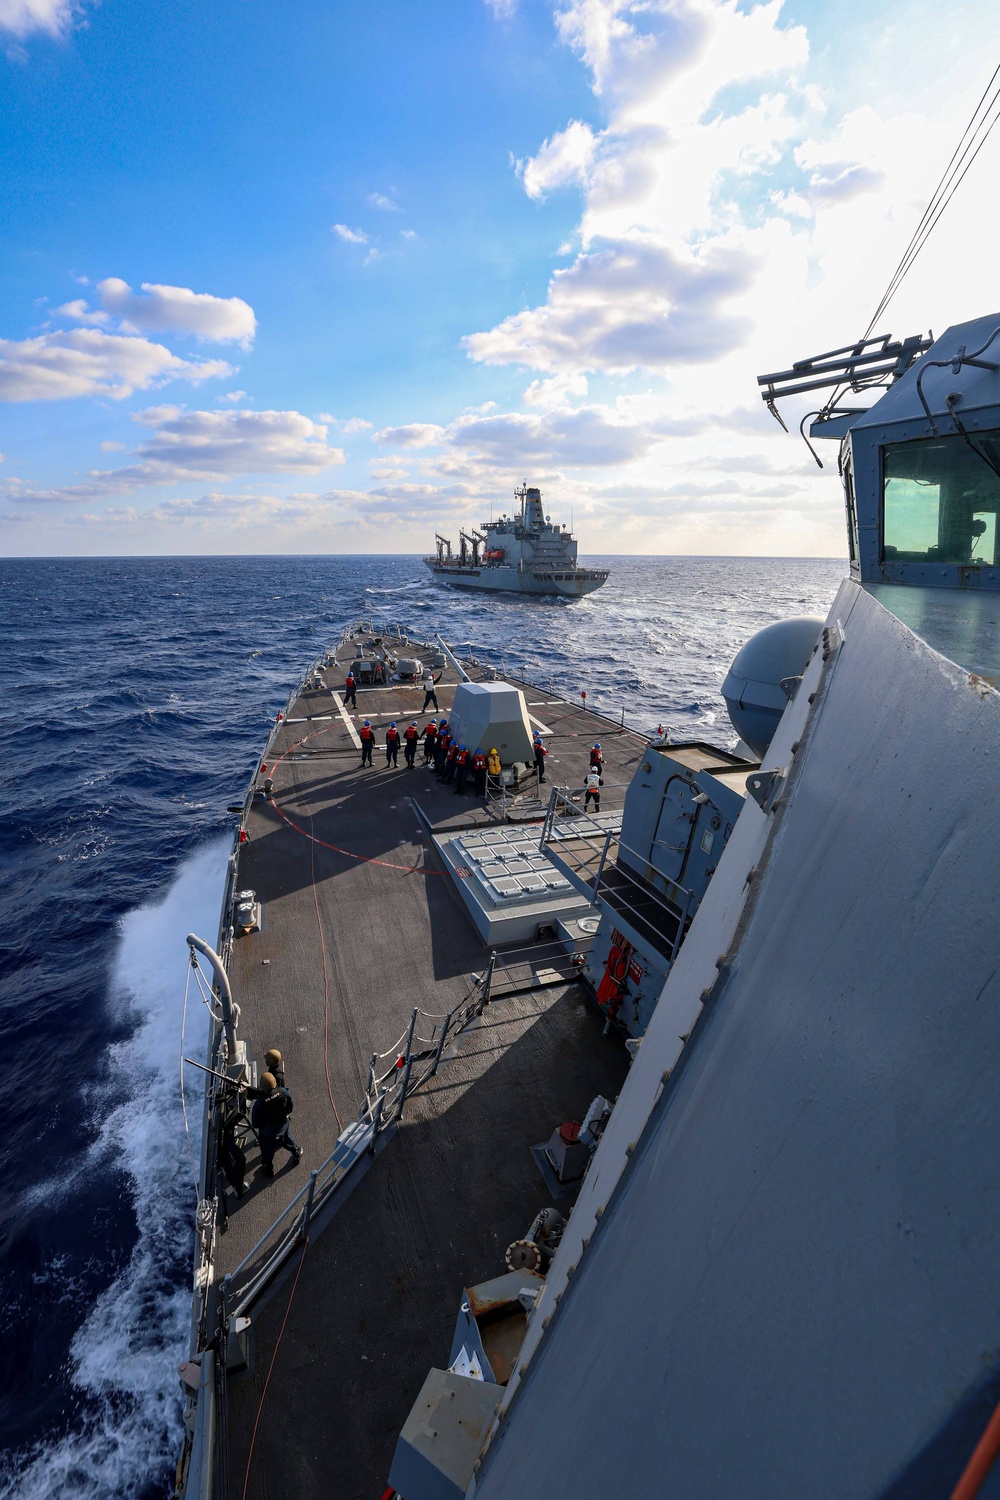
[[883, 429, 1000, 566]]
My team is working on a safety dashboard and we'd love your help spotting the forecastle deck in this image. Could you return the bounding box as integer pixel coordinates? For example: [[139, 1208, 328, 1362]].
[[186, 622, 640, 1499]]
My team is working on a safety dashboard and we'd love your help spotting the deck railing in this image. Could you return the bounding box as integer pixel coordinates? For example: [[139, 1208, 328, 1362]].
[[180, 951, 497, 1499], [540, 786, 695, 966], [220, 951, 496, 1323]]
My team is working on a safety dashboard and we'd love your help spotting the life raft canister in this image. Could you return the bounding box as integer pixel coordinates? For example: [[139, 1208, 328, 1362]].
[[595, 937, 632, 1016]]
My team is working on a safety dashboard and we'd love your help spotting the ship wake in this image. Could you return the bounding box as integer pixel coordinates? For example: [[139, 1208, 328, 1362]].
[[1, 839, 227, 1500]]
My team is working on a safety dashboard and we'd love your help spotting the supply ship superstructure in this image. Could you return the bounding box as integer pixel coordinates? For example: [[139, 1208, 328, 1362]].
[[424, 483, 609, 597], [178, 314, 1000, 1500]]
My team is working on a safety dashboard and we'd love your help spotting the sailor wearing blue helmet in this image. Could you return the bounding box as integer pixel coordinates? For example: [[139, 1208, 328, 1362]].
[[385, 720, 400, 768], [454, 744, 471, 796], [533, 731, 547, 784]]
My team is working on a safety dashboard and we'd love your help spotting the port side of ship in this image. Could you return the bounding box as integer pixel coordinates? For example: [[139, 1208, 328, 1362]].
[[177, 317, 1000, 1500]]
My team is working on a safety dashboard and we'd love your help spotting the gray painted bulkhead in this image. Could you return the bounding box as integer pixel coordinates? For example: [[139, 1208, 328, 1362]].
[[472, 581, 1000, 1499]]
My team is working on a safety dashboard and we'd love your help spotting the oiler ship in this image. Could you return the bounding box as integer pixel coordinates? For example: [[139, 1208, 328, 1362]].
[[424, 483, 609, 597], [177, 313, 1000, 1500]]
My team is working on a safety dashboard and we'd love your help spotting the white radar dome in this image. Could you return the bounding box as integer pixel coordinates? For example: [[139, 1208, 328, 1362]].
[[721, 617, 823, 758]]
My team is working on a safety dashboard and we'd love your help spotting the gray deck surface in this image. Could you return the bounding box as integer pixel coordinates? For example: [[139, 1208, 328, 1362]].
[[228, 986, 625, 1500], [218, 635, 637, 1498]]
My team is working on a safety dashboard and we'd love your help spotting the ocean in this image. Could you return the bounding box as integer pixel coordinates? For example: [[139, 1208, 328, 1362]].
[[0, 553, 844, 1497]]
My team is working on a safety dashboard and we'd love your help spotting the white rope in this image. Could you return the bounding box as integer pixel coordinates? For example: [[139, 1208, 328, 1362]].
[[190, 957, 223, 1020], [180, 960, 202, 1200]]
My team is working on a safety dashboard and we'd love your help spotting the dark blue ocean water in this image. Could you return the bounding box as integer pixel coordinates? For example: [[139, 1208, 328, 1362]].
[[0, 553, 844, 1497]]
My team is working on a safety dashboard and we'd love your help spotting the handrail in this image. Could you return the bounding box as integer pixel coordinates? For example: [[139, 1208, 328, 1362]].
[[541, 786, 694, 965], [217, 954, 497, 1325]]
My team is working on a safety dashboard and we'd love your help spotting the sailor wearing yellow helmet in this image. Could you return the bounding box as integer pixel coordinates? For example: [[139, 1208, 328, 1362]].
[[487, 746, 502, 795]]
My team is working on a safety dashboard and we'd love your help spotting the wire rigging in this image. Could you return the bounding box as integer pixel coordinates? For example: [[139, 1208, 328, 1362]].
[[864, 60, 1000, 340], [820, 58, 1000, 421]]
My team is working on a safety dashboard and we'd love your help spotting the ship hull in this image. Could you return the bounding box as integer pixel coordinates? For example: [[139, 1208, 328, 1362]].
[[423, 560, 608, 598]]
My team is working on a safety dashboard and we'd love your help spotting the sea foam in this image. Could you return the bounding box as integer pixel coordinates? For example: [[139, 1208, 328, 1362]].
[[2, 838, 228, 1500]]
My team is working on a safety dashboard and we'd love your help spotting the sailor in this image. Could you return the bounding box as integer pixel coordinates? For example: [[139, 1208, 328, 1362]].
[[435, 724, 451, 776], [422, 719, 437, 764], [264, 1047, 285, 1089], [344, 670, 358, 709], [359, 718, 374, 767], [584, 766, 602, 812], [454, 745, 470, 794], [589, 742, 604, 771], [487, 746, 502, 794], [385, 721, 400, 767], [442, 740, 459, 784], [473, 747, 487, 796], [421, 669, 442, 713], [403, 721, 420, 768], [533, 731, 548, 784], [251, 1072, 303, 1178]]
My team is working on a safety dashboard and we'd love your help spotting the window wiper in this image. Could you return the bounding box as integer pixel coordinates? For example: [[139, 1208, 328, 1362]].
[[945, 394, 1000, 483]]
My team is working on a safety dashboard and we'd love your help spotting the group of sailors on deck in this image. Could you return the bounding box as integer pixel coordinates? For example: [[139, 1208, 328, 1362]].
[[347, 667, 606, 807]]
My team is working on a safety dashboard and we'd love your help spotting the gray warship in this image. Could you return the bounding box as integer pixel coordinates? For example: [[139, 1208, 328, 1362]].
[[176, 312, 1000, 1500], [424, 483, 609, 597]]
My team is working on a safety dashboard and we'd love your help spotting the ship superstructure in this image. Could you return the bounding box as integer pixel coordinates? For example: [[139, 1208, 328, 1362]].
[[424, 483, 609, 597]]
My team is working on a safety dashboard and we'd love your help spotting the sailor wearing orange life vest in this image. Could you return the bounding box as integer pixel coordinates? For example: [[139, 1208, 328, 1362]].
[[532, 731, 548, 784], [385, 721, 400, 767], [359, 718, 374, 767], [422, 719, 437, 763], [473, 748, 487, 796], [403, 721, 419, 768], [344, 670, 357, 708], [454, 745, 471, 795], [435, 725, 451, 776], [589, 742, 603, 771], [442, 741, 459, 784]]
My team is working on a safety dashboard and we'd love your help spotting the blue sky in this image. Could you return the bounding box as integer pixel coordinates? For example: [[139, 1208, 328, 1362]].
[[2, 0, 1000, 556]]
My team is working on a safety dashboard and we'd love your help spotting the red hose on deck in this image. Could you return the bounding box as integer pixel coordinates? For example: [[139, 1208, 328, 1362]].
[[950, 1397, 1000, 1500]]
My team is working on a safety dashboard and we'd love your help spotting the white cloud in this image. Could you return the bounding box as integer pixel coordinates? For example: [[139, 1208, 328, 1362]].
[[446, 403, 671, 466], [100, 440, 126, 451], [56, 298, 109, 326], [401, 229, 419, 241], [466, 237, 754, 373], [483, 0, 518, 16], [367, 192, 401, 212], [0, 329, 231, 402], [0, 0, 76, 39], [221, 389, 247, 402], [126, 406, 343, 476], [374, 421, 445, 448], [2, 409, 344, 501], [523, 372, 588, 407], [63, 279, 257, 346], [332, 224, 368, 244], [518, 121, 597, 200], [316, 414, 373, 433]]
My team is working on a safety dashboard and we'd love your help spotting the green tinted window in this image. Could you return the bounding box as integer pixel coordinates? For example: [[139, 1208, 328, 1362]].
[[883, 429, 1000, 565]]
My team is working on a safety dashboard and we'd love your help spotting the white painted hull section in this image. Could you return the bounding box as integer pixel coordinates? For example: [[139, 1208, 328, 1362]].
[[424, 560, 608, 598]]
